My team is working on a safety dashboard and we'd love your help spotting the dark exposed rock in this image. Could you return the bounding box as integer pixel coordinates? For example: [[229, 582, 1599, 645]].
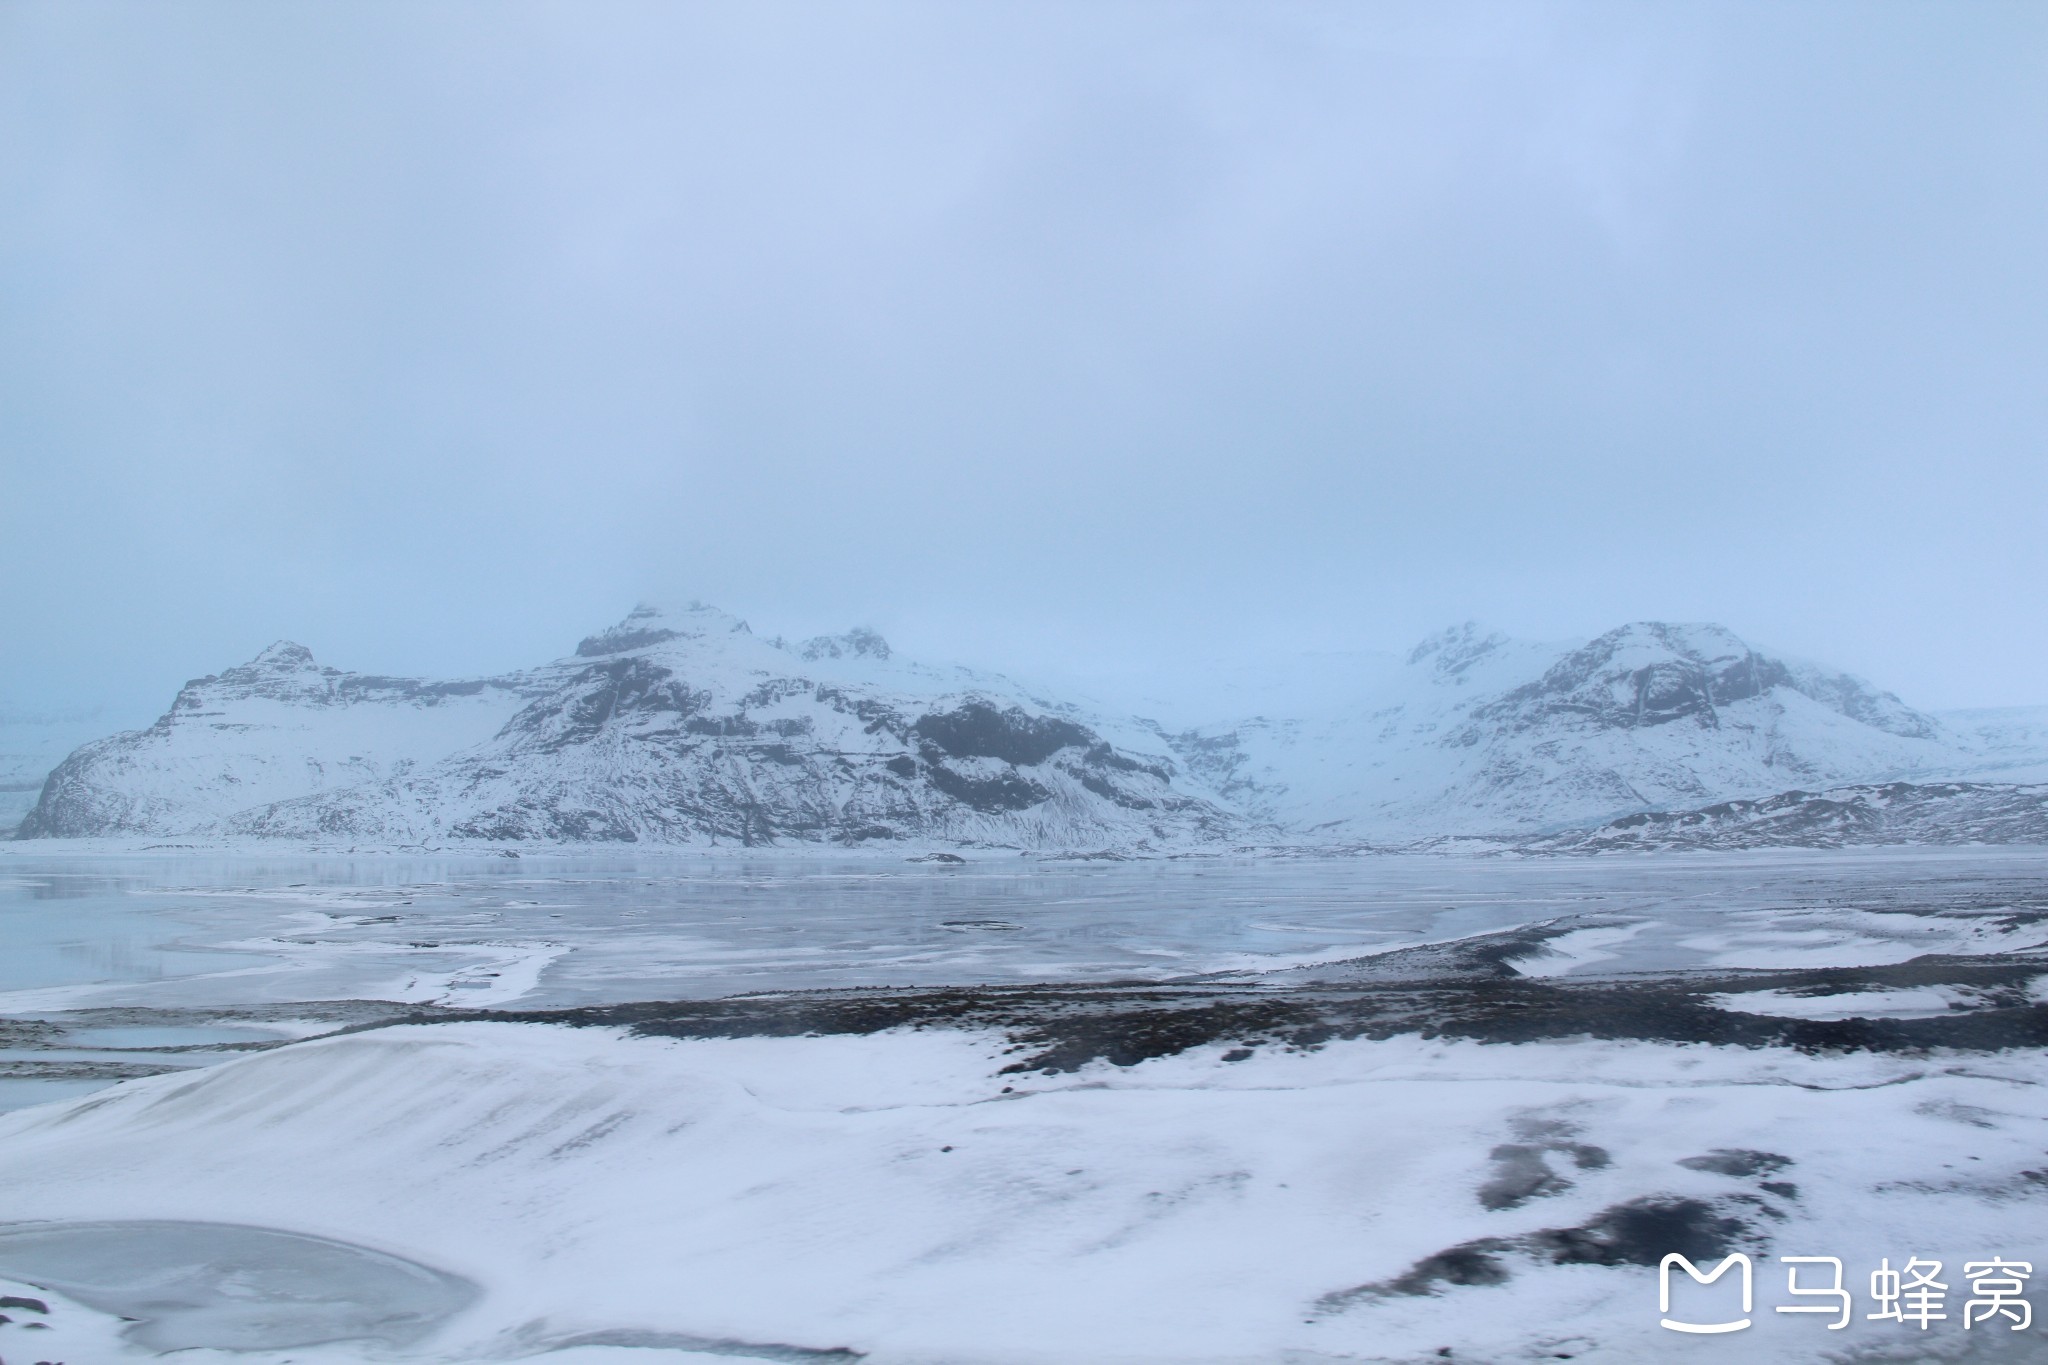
[[1320, 1193, 1757, 1309], [434, 932, 2048, 1076], [506, 658, 709, 753], [1677, 1150, 1792, 1178], [576, 602, 728, 657], [799, 628, 891, 662], [924, 763, 1052, 812], [913, 701, 1094, 767]]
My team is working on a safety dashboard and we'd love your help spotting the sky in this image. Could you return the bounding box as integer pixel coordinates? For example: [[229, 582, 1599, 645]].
[[3, 0, 2045, 729]]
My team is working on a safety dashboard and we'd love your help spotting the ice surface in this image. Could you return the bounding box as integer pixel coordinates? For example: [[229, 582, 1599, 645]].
[[8, 846, 2048, 1016], [1706, 985, 1997, 1019], [0, 1220, 477, 1350]]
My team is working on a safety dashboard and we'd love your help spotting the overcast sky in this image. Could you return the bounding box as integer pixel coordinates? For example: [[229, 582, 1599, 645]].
[[3, 0, 2045, 725]]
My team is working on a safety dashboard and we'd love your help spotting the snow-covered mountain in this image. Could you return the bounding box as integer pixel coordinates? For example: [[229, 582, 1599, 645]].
[[20, 605, 1238, 849], [1162, 621, 2029, 838], [16, 609, 2048, 848], [20, 644, 546, 839]]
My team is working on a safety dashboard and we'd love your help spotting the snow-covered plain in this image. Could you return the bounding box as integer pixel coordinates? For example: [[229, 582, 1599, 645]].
[[1, 849, 2046, 1363]]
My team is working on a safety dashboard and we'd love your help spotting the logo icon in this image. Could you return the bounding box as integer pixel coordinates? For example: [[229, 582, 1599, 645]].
[[1660, 1253, 1753, 1334]]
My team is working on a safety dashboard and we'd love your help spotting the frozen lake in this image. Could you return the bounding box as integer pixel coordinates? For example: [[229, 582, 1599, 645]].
[[5, 845, 2048, 1015], [4, 844, 2044, 1113]]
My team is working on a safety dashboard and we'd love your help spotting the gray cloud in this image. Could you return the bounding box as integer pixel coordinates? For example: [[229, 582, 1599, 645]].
[[3, 0, 2044, 723]]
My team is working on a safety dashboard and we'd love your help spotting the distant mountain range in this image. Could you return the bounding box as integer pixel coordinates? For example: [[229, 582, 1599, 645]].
[[13, 605, 2048, 851]]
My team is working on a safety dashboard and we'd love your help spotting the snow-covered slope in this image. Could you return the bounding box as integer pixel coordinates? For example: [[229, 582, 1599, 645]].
[[1939, 705, 2048, 785], [1166, 621, 1994, 838], [6, 1018, 2047, 1364], [20, 605, 1238, 849]]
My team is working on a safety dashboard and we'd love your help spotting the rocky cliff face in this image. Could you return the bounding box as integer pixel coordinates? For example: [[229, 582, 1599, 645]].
[[21, 605, 1238, 849]]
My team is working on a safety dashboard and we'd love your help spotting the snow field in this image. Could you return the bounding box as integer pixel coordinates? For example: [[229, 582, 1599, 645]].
[[1, 1021, 2043, 1362]]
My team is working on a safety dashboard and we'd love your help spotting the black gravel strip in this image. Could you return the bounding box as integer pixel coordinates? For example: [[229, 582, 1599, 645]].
[[399, 951, 2048, 1073]]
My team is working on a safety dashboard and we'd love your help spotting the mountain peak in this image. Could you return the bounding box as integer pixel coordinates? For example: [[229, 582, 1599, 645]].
[[799, 627, 892, 662], [249, 641, 318, 670], [1587, 621, 1751, 666], [1468, 620, 1940, 740], [575, 602, 752, 658], [1407, 622, 1508, 676]]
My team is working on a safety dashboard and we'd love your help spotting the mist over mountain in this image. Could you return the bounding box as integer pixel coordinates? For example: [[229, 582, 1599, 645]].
[[1164, 619, 2027, 839], [0, 706, 114, 831], [14, 605, 2048, 851]]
